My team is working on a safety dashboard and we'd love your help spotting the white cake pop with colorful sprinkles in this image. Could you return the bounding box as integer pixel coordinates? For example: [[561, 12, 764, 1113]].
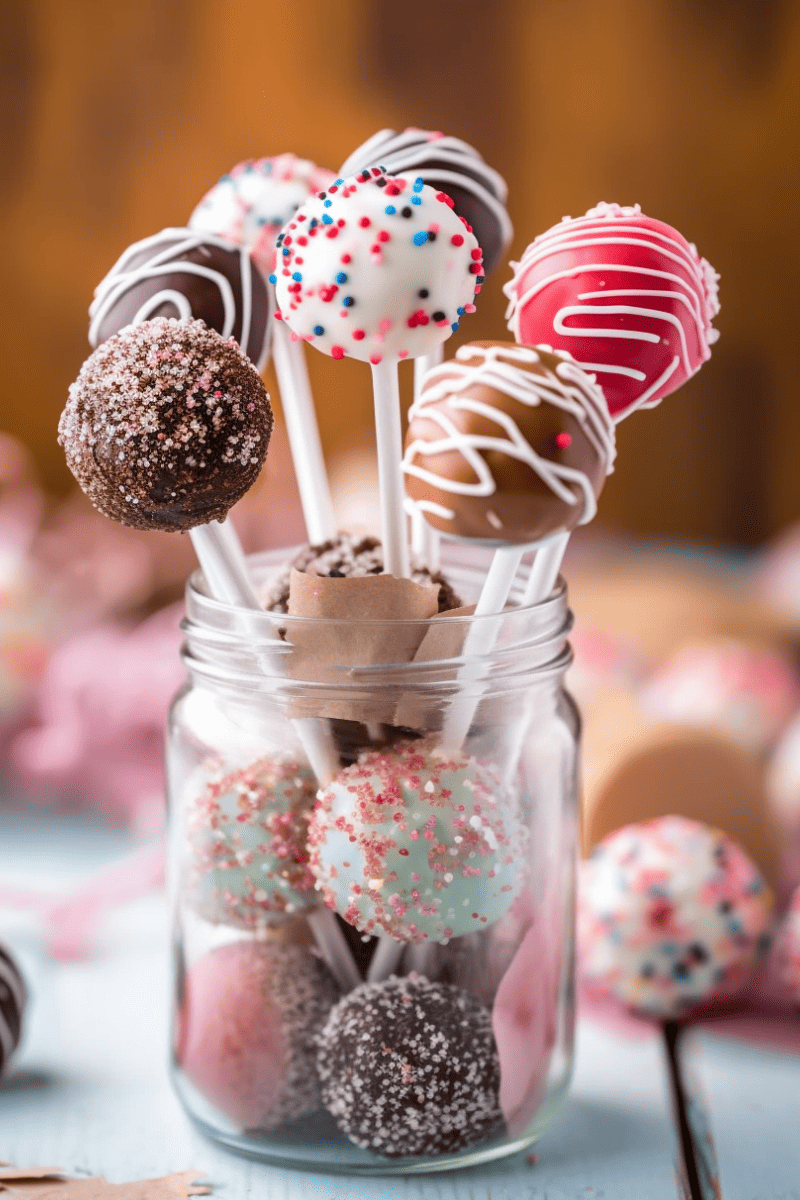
[[308, 738, 523, 944], [184, 753, 318, 929], [272, 170, 484, 364], [578, 815, 774, 1018], [189, 154, 336, 274]]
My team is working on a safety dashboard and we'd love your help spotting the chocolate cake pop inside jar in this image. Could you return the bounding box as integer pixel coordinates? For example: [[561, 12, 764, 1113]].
[[168, 543, 580, 1171]]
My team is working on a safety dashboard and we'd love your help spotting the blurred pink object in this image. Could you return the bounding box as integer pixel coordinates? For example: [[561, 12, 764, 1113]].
[[11, 604, 185, 833], [640, 639, 800, 756], [566, 623, 644, 715], [0, 841, 165, 961]]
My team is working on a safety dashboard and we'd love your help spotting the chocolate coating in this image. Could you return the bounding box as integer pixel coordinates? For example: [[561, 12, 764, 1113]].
[[403, 342, 615, 545], [262, 532, 462, 614], [59, 318, 273, 532], [0, 942, 26, 1077], [340, 129, 513, 277], [316, 974, 504, 1157], [89, 228, 271, 370]]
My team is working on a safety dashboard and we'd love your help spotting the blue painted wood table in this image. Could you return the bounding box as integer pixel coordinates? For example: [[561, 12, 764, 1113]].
[[1, 804, 798, 1199]]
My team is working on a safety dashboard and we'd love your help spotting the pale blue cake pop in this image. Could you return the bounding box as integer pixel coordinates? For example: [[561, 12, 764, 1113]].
[[308, 739, 524, 944], [185, 753, 318, 930]]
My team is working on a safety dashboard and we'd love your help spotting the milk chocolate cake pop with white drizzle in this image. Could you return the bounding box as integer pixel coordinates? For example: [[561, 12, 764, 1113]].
[[339, 128, 512, 277], [89, 228, 271, 370], [403, 341, 616, 544]]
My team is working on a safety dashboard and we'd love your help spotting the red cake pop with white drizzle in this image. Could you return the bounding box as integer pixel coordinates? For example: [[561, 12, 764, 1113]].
[[504, 202, 720, 421], [271, 169, 483, 365]]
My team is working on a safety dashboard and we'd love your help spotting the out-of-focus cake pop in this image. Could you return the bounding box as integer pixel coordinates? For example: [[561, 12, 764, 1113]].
[[308, 738, 523, 944], [189, 155, 336, 275], [316, 973, 504, 1157], [641, 639, 800, 756], [261, 532, 462, 614], [184, 754, 318, 929], [176, 939, 339, 1130], [339, 128, 512, 277], [58, 318, 273, 532], [772, 886, 800, 1004], [272, 170, 483, 364], [504, 202, 720, 421], [403, 342, 615, 544], [89, 228, 271, 370], [0, 942, 26, 1076], [578, 816, 774, 1018], [582, 691, 782, 886]]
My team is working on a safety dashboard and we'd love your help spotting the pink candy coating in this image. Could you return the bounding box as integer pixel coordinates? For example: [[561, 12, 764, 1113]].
[[504, 202, 720, 421]]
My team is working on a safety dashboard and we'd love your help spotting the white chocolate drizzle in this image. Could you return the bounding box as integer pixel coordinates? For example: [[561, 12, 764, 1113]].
[[89, 228, 266, 371], [402, 343, 616, 531], [503, 203, 720, 418]]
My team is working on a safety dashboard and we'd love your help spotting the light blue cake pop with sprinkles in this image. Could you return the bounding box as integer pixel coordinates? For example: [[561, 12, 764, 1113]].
[[308, 738, 524, 944], [184, 753, 318, 930]]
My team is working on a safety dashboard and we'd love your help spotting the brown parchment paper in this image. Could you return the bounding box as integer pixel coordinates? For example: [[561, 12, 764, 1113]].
[[393, 603, 476, 730], [283, 570, 439, 722]]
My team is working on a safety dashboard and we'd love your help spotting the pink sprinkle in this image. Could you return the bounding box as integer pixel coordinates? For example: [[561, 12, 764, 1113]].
[[555, 431, 573, 449], [331, 345, 345, 360]]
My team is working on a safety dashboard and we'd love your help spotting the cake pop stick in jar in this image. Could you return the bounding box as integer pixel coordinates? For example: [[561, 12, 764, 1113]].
[[402, 341, 615, 752], [190, 157, 338, 545], [340, 128, 514, 571], [273, 169, 484, 579]]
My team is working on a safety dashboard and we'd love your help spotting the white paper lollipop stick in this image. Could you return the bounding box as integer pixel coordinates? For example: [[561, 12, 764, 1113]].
[[412, 347, 444, 571], [189, 522, 262, 608], [439, 544, 527, 754], [366, 935, 406, 983], [522, 530, 570, 607], [308, 908, 363, 991], [272, 314, 336, 546], [371, 357, 410, 579]]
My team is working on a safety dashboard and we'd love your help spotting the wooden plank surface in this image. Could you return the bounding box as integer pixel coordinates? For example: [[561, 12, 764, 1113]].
[[0, 802, 677, 1198]]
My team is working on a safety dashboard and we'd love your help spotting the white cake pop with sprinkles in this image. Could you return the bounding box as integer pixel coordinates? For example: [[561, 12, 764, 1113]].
[[578, 815, 774, 1018], [308, 738, 523, 944], [272, 170, 484, 364], [184, 753, 318, 929], [189, 154, 336, 275]]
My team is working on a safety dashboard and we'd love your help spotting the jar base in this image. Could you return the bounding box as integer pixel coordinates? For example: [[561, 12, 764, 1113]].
[[173, 1065, 573, 1176]]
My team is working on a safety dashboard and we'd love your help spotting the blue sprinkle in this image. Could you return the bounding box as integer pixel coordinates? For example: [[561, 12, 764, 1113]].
[[335, 272, 348, 284], [268, 274, 277, 285], [282, 247, 290, 256], [323, 199, 333, 208], [451, 322, 459, 332], [292, 271, 302, 282], [343, 296, 354, 307], [334, 178, 344, 186], [457, 307, 465, 316], [413, 177, 424, 192], [322, 214, 334, 225], [413, 231, 429, 246], [385, 205, 396, 215], [411, 195, 422, 205], [313, 325, 325, 336]]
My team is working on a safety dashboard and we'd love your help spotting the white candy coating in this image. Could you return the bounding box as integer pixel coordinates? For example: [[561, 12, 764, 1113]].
[[272, 171, 483, 363]]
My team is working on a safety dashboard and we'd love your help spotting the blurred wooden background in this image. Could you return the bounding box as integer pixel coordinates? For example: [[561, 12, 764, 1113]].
[[1, 0, 798, 547]]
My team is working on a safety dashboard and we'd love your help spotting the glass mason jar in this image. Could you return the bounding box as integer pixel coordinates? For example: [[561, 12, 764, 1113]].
[[167, 545, 579, 1175]]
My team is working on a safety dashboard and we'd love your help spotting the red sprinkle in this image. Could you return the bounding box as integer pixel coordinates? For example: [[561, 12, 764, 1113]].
[[451, 234, 464, 247], [377, 230, 390, 243], [359, 217, 371, 227], [352, 329, 366, 340], [331, 345, 345, 360], [555, 431, 572, 449]]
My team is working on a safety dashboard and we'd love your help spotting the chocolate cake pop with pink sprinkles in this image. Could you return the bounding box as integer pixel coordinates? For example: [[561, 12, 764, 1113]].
[[316, 973, 504, 1157], [308, 738, 523, 944], [58, 318, 272, 532], [271, 170, 483, 363]]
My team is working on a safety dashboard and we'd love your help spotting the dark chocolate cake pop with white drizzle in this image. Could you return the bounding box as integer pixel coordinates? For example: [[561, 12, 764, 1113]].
[[89, 228, 271, 370], [339, 128, 513, 277], [316, 973, 504, 1157], [59, 317, 273, 532]]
